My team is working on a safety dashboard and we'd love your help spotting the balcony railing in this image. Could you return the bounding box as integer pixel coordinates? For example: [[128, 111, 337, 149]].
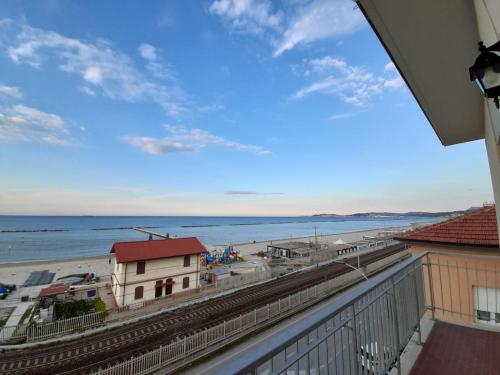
[[204, 253, 427, 375]]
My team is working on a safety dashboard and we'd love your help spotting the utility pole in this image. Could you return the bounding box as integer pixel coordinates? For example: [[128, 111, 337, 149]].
[[314, 226, 318, 249]]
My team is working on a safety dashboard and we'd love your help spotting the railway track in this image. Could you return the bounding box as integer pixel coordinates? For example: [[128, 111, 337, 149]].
[[0, 243, 408, 375]]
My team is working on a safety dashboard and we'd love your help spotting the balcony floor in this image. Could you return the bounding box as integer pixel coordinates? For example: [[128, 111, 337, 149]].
[[410, 321, 500, 375]]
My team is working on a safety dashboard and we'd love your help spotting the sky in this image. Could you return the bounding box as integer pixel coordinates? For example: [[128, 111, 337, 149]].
[[0, 0, 494, 216]]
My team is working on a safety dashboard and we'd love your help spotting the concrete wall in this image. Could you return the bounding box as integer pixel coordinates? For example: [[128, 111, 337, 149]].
[[410, 244, 500, 324], [111, 254, 200, 307]]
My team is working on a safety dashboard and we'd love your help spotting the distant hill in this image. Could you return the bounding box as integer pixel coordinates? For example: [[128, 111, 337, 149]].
[[312, 209, 475, 218]]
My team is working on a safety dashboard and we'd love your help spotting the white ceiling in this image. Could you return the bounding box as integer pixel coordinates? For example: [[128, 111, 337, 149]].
[[357, 0, 483, 146]]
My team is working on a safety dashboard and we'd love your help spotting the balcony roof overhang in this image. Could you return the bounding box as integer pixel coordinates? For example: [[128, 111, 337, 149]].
[[356, 0, 483, 146]]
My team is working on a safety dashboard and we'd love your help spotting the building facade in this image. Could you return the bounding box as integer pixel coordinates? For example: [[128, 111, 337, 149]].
[[397, 205, 500, 325], [110, 237, 206, 307]]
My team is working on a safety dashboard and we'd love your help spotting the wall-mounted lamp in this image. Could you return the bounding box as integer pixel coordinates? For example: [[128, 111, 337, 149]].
[[469, 41, 500, 108]]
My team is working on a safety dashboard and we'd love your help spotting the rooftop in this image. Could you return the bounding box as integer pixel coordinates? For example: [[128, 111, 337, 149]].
[[111, 237, 206, 264], [267, 242, 311, 251], [39, 283, 70, 297], [396, 206, 498, 247]]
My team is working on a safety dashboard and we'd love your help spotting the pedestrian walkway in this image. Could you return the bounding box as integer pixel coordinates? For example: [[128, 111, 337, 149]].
[[0, 302, 33, 339]]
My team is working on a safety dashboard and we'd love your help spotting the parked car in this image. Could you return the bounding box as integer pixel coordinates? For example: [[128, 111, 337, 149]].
[[0, 286, 8, 299], [0, 283, 16, 292]]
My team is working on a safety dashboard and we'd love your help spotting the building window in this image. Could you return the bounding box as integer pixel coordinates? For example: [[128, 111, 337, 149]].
[[182, 277, 190, 289], [184, 255, 190, 267], [477, 310, 491, 322], [134, 286, 144, 300], [495, 313, 500, 324], [136, 261, 145, 274]]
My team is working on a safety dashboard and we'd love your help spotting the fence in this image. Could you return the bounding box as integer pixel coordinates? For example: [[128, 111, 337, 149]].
[[26, 310, 106, 342], [111, 269, 271, 315], [0, 324, 28, 343], [199, 268, 271, 294], [422, 251, 500, 326], [0, 269, 271, 345], [202, 253, 425, 375], [0, 310, 106, 344], [90, 250, 410, 375]]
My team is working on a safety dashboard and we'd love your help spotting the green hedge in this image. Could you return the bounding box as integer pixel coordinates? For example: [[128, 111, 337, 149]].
[[54, 297, 107, 319]]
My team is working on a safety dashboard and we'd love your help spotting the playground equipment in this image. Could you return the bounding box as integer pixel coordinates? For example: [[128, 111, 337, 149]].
[[202, 246, 240, 266]]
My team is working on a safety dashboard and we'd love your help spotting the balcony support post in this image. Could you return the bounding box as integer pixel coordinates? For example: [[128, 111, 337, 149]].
[[350, 304, 360, 375], [413, 261, 422, 345], [426, 253, 436, 320], [390, 276, 401, 375]]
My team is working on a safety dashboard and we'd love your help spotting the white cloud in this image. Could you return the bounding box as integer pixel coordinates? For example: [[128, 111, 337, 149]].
[[225, 191, 283, 195], [328, 111, 359, 121], [121, 136, 194, 154], [0, 104, 71, 145], [273, 0, 364, 56], [83, 66, 103, 84], [122, 125, 272, 156], [80, 86, 96, 96], [0, 84, 22, 99], [383, 76, 404, 89], [5, 21, 186, 117], [199, 103, 225, 112], [209, 0, 364, 56], [292, 56, 406, 106], [384, 61, 396, 72], [138, 43, 157, 61], [209, 0, 282, 35]]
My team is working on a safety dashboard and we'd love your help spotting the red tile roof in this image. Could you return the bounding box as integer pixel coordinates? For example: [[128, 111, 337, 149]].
[[396, 206, 498, 247], [110, 237, 206, 263], [39, 283, 70, 297]]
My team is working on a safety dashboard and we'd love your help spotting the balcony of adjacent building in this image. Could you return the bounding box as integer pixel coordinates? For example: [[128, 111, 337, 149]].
[[196, 250, 500, 375]]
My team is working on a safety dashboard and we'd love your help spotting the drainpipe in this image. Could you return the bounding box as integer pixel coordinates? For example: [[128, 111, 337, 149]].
[[196, 254, 199, 288], [122, 262, 127, 307]]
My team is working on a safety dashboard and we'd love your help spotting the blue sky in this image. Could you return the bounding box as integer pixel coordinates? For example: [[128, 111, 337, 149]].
[[0, 0, 494, 215]]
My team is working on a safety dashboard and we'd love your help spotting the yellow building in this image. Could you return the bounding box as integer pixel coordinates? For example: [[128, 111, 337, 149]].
[[397, 205, 500, 325]]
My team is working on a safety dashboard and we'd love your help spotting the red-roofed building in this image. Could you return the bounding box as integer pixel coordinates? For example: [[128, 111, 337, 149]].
[[397, 205, 500, 325], [397, 205, 499, 248], [39, 283, 70, 299], [110, 237, 206, 307]]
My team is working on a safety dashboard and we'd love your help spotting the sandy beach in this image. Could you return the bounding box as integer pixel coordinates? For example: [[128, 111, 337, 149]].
[[229, 227, 405, 256], [0, 225, 416, 289]]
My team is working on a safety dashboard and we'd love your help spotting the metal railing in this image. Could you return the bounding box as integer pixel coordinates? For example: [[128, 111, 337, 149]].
[[0, 270, 271, 345], [90, 250, 410, 375], [202, 253, 426, 375], [0, 310, 107, 344], [423, 251, 500, 326], [26, 310, 106, 341]]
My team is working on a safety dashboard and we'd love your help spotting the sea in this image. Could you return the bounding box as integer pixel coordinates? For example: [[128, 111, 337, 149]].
[[0, 215, 443, 263]]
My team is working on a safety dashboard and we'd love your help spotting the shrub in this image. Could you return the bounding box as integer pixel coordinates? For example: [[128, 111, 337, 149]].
[[92, 298, 108, 317]]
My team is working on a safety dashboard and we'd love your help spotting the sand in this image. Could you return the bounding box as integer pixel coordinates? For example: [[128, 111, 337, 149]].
[[229, 226, 407, 256], [0, 225, 415, 300]]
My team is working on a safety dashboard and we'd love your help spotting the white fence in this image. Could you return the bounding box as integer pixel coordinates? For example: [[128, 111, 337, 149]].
[[0, 310, 106, 344], [200, 268, 271, 294], [91, 251, 409, 375], [0, 324, 28, 343], [26, 311, 106, 342], [0, 270, 271, 345], [112, 269, 271, 315]]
